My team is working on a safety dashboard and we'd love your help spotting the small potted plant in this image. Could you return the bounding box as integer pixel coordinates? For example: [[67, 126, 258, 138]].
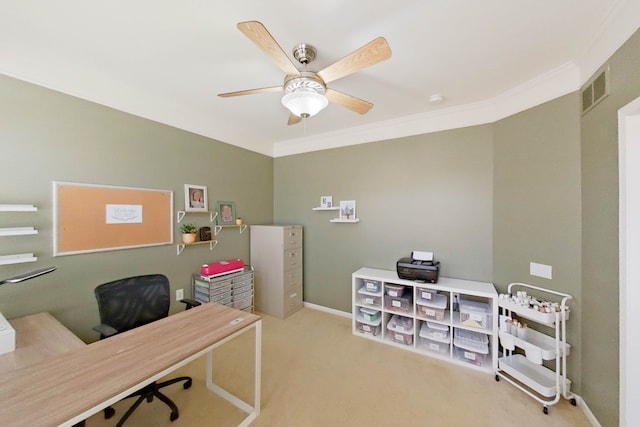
[[180, 223, 198, 244]]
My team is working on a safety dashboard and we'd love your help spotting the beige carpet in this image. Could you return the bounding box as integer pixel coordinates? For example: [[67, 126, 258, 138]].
[[86, 307, 591, 427]]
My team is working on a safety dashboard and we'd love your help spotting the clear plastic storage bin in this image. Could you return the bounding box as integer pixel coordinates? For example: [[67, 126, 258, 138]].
[[363, 279, 382, 293], [416, 293, 448, 320], [453, 328, 490, 366], [387, 315, 414, 345], [357, 320, 381, 336], [459, 299, 491, 329], [385, 283, 407, 297], [385, 294, 413, 313]]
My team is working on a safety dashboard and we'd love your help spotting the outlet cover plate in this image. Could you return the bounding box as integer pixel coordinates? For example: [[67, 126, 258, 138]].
[[530, 262, 552, 280]]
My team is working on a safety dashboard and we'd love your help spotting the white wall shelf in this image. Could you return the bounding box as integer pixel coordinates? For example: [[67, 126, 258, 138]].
[[330, 218, 360, 223], [177, 210, 218, 223], [176, 240, 219, 255], [1, 204, 40, 265], [0, 227, 38, 237], [312, 207, 339, 211], [0, 253, 38, 266], [0, 204, 37, 212], [214, 224, 247, 236]]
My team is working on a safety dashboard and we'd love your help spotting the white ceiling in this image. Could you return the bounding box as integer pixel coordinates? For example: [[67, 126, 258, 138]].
[[1, 1, 639, 157]]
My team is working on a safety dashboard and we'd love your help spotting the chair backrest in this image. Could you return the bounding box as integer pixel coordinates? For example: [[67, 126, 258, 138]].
[[94, 274, 171, 335]]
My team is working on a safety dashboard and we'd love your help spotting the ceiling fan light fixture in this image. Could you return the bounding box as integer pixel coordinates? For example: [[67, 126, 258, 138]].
[[281, 89, 329, 118]]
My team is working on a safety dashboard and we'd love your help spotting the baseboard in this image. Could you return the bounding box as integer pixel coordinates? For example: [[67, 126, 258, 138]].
[[303, 302, 351, 318], [573, 394, 602, 427]]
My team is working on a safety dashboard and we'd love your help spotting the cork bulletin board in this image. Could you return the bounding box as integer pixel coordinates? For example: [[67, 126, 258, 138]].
[[53, 181, 173, 256]]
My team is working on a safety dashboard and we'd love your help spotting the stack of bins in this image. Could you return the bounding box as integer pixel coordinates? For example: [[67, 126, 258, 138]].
[[356, 307, 382, 336], [416, 293, 448, 321], [419, 321, 450, 355], [387, 314, 414, 345], [453, 328, 490, 366], [384, 283, 412, 314]]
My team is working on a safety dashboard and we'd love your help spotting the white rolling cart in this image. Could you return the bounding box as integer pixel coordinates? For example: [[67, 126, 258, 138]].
[[495, 283, 577, 414]]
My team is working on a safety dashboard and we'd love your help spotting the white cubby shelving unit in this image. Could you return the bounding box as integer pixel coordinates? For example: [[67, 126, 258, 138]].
[[495, 283, 576, 414], [0, 204, 39, 266], [352, 267, 498, 374]]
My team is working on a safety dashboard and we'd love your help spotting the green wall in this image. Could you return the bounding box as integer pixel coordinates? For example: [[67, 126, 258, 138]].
[[580, 27, 640, 427], [274, 127, 494, 312], [493, 93, 582, 388], [0, 74, 274, 342]]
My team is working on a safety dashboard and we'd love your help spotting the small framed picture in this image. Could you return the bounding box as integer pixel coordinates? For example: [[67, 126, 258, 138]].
[[184, 184, 208, 212], [339, 200, 356, 220], [320, 196, 333, 208], [216, 200, 236, 225]]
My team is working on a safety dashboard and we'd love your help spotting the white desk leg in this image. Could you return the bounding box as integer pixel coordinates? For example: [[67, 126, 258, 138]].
[[205, 321, 261, 426], [254, 319, 262, 417]]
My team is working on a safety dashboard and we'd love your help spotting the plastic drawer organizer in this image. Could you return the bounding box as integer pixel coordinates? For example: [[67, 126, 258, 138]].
[[495, 283, 576, 414], [192, 266, 254, 312], [352, 268, 498, 374]]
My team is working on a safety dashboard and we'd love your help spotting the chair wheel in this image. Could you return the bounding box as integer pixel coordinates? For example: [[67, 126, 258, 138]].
[[104, 406, 116, 419], [571, 398, 577, 406], [170, 412, 179, 422], [495, 374, 499, 381], [183, 378, 192, 389], [543, 406, 548, 415]]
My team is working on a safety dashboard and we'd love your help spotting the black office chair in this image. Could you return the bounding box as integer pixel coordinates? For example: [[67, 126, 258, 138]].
[[93, 274, 200, 426]]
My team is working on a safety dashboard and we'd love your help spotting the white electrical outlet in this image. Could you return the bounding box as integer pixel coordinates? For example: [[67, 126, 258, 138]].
[[176, 288, 184, 301]]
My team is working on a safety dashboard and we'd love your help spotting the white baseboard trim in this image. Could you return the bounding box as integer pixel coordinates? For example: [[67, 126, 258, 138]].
[[574, 394, 602, 427], [303, 302, 351, 319]]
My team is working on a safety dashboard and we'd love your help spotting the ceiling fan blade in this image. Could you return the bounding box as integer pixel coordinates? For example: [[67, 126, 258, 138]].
[[317, 37, 391, 84], [237, 21, 301, 77], [325, 88, 373, 115], [287, 113, 302, 126], [218, 86, 282, 97]]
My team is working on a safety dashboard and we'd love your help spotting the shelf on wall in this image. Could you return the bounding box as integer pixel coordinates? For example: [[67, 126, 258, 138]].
[[0, 204, 37, 212], [0, 253, 38, 266], [330, 218, 360, 223], [176, 210, 218, 223], [176, 239, 219, 255], [214, 224, 248, 236], [312, 207, 340, 211], [0, 227, 38, 237]]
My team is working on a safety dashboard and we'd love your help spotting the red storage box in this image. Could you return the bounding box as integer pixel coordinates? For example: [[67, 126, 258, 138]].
[[200, 259, 245, 278]]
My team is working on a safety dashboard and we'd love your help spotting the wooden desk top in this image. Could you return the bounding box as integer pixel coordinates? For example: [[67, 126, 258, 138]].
[[0, 312, 86, 375], [0, 303, 261, 427]]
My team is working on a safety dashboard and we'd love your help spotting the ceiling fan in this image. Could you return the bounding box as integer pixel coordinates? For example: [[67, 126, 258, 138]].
[[218, 21, 392, 125]]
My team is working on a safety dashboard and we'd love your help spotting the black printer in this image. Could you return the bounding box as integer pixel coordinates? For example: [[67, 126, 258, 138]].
[[396, 251, 440, 283]]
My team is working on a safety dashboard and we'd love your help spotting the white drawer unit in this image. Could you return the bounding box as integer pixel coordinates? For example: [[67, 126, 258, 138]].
[[191, 267, 254, 312], [352, 268, 498, 374], [250, 225, 303, 318]]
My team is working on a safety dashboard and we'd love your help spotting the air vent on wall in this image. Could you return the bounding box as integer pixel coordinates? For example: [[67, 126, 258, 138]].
[[582, 66, 610, 115]]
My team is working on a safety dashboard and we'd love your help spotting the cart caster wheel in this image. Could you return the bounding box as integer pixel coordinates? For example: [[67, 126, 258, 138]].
[[571, 398, 577, 406], [104, 407, 115, 419], [495, 374, 499, 381], [543, 406, 548, 415], [183, 378, 192, 389], [170, 412, 179, 422]]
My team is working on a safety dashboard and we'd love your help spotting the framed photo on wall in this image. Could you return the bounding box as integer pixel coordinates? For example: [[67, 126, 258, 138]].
[[320, 196, 333, 208], [184, 184, 208, 212], [216, 200, 236, 225], [339, 200, 356, 220]]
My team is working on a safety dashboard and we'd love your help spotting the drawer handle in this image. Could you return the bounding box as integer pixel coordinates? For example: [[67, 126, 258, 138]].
[[289, 293, 297, 298]]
